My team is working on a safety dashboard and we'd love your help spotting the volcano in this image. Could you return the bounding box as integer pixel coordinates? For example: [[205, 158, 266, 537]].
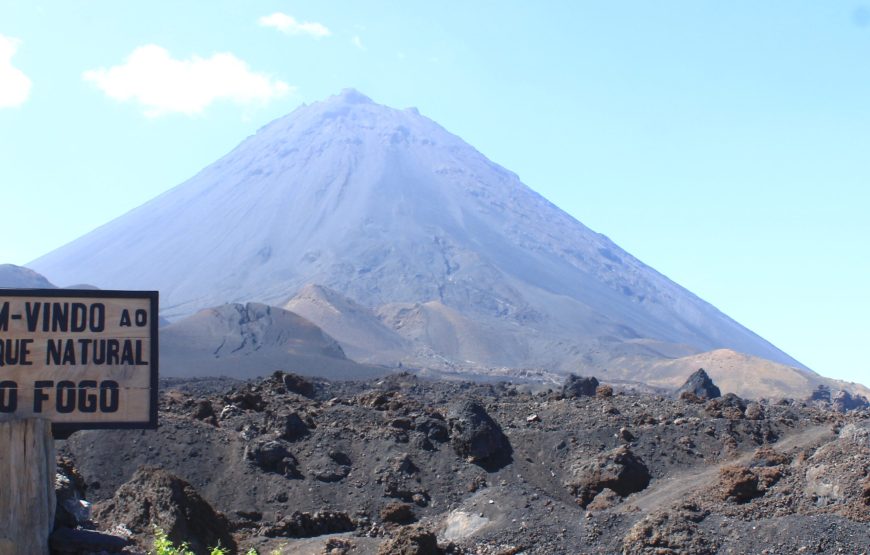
[[29, 89, 808, 384]]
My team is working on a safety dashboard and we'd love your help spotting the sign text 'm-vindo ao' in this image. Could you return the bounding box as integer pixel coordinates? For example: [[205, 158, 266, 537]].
[[0, 289, 158, 433]]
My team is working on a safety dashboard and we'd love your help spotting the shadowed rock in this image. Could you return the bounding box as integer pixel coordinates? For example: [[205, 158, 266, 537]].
[[380, 501, 417, 525], [562, 374, 599, 398], [809, 384, 832, 402], [447, 400, 511, 468], [377, 524, 441, 555], [677, 369, 721, 400], [92, 466, 235, 555], [49, 528, 128, 553], [281, 372, 316, 397], [565, 446, 651, 507], [272, 411, 309, 441], [832, 390, 869, 413], [245, 439, 300, 478]]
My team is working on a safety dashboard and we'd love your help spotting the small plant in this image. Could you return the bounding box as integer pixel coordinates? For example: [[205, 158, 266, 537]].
[[150, 527, 228, 555], [151, 528, 193, 555]]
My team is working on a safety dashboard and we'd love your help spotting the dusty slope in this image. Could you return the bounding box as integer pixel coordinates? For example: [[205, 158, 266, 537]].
[[606, 348, 870, 400], [29, 89, 805, 377], [160, 302, 389, 380], [282, 284, 409, 364]]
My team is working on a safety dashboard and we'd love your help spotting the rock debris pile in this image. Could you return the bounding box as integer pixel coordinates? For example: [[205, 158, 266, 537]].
[[53, 371, 868, 554]]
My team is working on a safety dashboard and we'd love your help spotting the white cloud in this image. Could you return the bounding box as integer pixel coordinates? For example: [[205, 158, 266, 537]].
[[258, 13, 331, 38], [352, 35, 365, 50], [82, 44, 292, 117], [0, 34, 32, 108]]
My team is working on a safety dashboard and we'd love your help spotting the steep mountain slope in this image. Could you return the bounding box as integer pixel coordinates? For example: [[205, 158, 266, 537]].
[[160, 302, 387, 380], [282, 284, 409, 364], [0, 264, 56, 288], [30, 89, 804, 376]]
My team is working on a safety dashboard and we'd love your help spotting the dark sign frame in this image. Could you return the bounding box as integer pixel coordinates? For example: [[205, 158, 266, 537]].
[[0, 288, 158, 437]]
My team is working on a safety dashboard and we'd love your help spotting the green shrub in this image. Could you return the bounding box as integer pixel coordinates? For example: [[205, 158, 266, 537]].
[[149, 527, 228, 555]]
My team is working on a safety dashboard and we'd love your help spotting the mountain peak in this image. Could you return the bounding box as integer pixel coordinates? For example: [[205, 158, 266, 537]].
[[30, 90, 806, 380], [331, 88, 373, 105]]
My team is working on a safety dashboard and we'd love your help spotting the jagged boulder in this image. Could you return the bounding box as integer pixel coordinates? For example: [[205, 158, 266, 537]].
[[677, 369, 721, 400], [380, 501, 417, 525], [377, 524, 441, 555], [832, 390, 869, 413], [92, 466, 235, 554], [191, 400, 216, 422], [562, 374, 599, 398], [565, 446, 651, 507], [414, 416, 449, 443], [809, 384, 832, 403], [281, 372, 316, 397], [245, 439, 301, 477], [272, 411, 310, 441], [224, 389, 265, 412], [447, 400, 511, 465], [705, 393, 747, 419]]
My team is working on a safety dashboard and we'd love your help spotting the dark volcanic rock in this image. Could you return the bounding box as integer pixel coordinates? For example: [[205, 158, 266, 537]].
[[192, 399, 216, 421], [377, 524, 441, 555], [225, 389, 265, 412], [832, 390, 870, 413], [705, 393, 747, 419], [55, 456, 90, 529], [677, 369, 721, 400], [281, 372, 315, 397], [58, 373, 870, 554], [809, 385, 832, 403], [259, 510, 354, 538], [565, 446, 651, 507], [245, 439, 300, 477], [92, 466, 235, 554], [562, 374, 599, 398], [447, 400, 511, 466], [310, 450, 352, 482], [49, 528, 128, 553], [415, 416, 449, 443], [272, 411, 309, 441], [380, 501, 417, 525]]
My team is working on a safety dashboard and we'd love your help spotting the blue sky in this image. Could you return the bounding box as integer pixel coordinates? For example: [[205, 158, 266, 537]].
[[1, 1, 868, 386]]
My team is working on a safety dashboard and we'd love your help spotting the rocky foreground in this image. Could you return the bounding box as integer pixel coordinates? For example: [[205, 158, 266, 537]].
[[54, 372, 870, 554]]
